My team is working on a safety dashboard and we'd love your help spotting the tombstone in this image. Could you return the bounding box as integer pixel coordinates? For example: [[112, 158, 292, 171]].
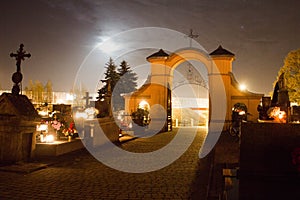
[[257, 96, 272, 120], [53, 104, 71, 115], [83, 92, 92, 108], [95, 100, 109, 118], [271, 73, 290, 108], [0, 93, 40, 163], [259, 73, 290, 121], [277, 73, 290, 108], [291, 106, 300, 122], [95, 79, 112, 117], [0, 44, 40, 163]]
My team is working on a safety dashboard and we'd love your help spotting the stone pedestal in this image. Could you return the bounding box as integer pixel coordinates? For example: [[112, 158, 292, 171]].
[[0, 116, 38, 163], [94, 118, 120, 146], [0, 93, 40, 163], [74, 118, 120, 147]]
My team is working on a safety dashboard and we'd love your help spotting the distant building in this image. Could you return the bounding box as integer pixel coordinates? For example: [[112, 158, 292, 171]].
[[0, 90, 98, 107]]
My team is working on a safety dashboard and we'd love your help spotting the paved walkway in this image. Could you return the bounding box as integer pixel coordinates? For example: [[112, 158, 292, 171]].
[[0, 127, 212, 200]]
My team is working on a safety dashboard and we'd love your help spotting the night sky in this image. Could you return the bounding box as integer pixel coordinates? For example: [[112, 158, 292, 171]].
[[1, 0, 299, 95]]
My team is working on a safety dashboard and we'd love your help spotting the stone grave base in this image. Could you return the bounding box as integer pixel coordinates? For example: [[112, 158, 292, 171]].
[[35, 138, 84, 157]]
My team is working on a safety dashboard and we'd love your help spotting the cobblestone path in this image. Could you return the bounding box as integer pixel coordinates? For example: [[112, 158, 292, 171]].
[[0, 127, 212, 200]]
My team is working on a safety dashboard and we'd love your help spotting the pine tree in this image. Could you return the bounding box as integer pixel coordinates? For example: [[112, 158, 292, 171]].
[[97, 58, 120, 102], [105, 58, 120, 89], [112, 60, 138, 110], [117, 60, 138, 94], [275, 48, 300, 104], [97, 59, 138, 112]]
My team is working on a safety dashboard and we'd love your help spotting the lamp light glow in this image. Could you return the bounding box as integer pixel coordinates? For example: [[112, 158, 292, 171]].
[[45, 135, 54, 143], [239, 84, 246, 91]]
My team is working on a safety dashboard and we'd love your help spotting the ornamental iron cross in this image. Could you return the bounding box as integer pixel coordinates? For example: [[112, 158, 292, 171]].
[[10, 44, 31, 72]]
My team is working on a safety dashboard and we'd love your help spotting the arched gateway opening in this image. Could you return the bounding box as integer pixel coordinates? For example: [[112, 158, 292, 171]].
[[172, 60, 209, 128]]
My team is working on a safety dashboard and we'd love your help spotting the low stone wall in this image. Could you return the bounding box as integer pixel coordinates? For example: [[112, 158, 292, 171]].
[[82, 118, 120, 147], [35, 139, 84, 157]]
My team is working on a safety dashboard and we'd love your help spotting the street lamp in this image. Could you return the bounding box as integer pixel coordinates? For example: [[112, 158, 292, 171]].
[[239, 84, 246, 91]]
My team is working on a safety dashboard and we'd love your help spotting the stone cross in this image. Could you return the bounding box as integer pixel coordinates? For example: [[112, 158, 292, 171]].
[[10, 44, 31, 95], [83, 92, 92, 107], [10, 44, 31, 73]]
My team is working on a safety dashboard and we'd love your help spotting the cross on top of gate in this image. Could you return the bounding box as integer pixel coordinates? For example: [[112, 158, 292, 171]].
[[187, 29, 199, 47]]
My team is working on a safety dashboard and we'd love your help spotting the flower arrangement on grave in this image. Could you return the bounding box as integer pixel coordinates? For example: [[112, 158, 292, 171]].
[[131, 108, 150, 127], [51, 112, 78, 140], [62, 120, 78, 138], [51, 118, 62, 139], [267, 106, 286, 123]]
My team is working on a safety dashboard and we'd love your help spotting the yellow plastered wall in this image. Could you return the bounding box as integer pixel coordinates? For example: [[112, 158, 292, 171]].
[[124, 48, 263, 129]]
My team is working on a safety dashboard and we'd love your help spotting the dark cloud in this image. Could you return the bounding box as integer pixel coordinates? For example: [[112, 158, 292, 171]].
[[0, 0, 299, 94]]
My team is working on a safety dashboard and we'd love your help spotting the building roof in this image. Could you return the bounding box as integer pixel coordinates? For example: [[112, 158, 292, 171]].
[[146, 49, 169, 60], [0, 93, 39, 120], [209, 45, 235, 56]]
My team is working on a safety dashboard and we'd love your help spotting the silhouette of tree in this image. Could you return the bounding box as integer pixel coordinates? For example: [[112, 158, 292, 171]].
[[97, 58, 120, 102], [113, 60, 138, 110], [24, 80, 54, 104], [97, 59, 138, 112], [117, 60, 138, 93], [44, 80, 53, 103], [275, 48, 300, 104]]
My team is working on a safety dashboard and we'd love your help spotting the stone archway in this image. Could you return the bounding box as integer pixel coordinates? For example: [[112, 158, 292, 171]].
[[124, 47, 229, 133], [124, 46, 264, 157]]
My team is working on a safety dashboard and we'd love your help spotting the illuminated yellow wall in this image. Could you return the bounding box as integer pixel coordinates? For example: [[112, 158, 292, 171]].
[[124, 48, 263, 129]]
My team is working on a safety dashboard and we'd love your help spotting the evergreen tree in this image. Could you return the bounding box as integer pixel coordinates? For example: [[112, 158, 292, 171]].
[[117, 60, 138, 94], [112, 60, 138, 110], [97, 58, 120, 102], [275, 48, 300, 104], [97, 59, 138, 112]]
